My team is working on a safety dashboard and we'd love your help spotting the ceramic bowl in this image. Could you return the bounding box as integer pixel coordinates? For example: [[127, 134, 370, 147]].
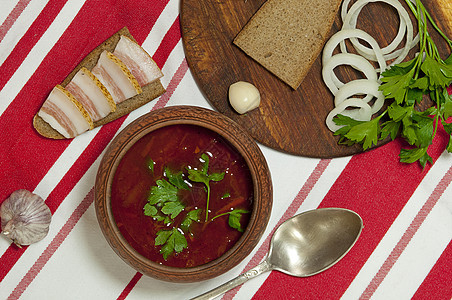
[[94, 106, 272, 282]]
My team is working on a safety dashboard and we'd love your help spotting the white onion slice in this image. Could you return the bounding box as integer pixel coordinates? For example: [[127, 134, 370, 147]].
[[322, 28, 387, 75], [341, 0, 353, 21], [322, 52, 378, 95], [342, 0, 417, 19], [334, 79, 385, 114], [343, 0, 406, 55], [341, 0, 414, 65], [325, 98, 372, 132]]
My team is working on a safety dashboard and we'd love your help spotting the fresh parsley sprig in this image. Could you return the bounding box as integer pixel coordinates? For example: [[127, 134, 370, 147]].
[[187, 153, 225, 221], [333, 0, 452, 168], [155, 228, 187, 260], [143, 168, 192, 259], [211, 209, 250, 232], [144, 170, 188, 223]]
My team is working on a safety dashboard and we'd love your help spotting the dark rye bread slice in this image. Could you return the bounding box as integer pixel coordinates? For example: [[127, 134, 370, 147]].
[[33, 27, 166, 139], [233, 0, 342, 90]]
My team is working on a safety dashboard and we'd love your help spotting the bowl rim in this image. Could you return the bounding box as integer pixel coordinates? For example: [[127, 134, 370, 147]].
[[94, 105, 272, 282]]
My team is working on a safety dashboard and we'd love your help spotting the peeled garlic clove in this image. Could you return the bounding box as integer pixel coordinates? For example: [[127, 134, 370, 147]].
[[1, 190, 52, 246], [228, 81, 261, 114]]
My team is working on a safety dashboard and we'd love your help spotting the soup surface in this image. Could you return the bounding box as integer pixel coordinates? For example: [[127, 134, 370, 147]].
[[111, 124, 253, 268]]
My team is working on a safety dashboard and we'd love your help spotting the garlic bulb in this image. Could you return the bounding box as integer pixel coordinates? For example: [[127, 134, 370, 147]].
[[1, 189, 52, 247], [228, 81, 261, 114]]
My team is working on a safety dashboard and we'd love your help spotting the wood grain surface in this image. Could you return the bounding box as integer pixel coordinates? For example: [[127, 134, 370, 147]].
[[180, 0, 452, 158]]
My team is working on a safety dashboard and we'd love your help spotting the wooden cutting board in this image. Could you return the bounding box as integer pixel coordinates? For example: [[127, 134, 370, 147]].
[[180, 0, 451, 158]]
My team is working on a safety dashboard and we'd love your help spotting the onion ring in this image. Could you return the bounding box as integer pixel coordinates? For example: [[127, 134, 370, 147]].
[[325, 98, 372, 132], [322, 52, 378, 95], [342, 0, 418, 20], [341, 0, 353, 21], [322, 29, 387, 74], [341, 0, 414, 65], [343, 0, 407, 54], [334, 79, 385, 114]]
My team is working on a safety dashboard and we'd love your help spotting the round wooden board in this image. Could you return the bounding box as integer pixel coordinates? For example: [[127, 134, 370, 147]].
[[180, 0, 451, 158]]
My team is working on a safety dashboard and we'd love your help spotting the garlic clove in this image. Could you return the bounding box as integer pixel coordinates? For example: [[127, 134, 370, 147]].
[[228, 81, 261, 114], [1, 189, 52, 246]]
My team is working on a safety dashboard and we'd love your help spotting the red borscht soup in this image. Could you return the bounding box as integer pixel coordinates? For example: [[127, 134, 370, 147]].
[[111, 124, 253, 268]]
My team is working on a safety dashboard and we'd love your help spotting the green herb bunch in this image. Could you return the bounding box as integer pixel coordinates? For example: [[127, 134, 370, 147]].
[[143, 153, 249, 260], [333, 0, 452, 168]]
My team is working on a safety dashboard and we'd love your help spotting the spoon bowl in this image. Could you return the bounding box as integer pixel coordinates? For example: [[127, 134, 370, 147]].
[[192, 208, 363, 300], [269, 208, 363, 277]]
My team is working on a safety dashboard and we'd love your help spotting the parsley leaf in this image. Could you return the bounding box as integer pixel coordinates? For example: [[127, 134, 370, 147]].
[[421, 55, 452, 88], [155, 228, 187, 260], [144, 203, 166, 222], [145, 168, 187, 224], [147, 158, 155, 174], [387, 102, 411, 122], [332, 114, 363, 135], [442, 119, 452, 135], [411, 113, 434, 148], [380, 60, 416, 104], [335, 115, 383, 150], [399, 147, 432, 168], [155, 229, 172, 245], [144, 203, 158, 217], [181, 209, 201, 232], [165, 167, 189, 190], [227, 209, 249, 232], [409, 76, 429, 91], [447, 138, 452, 153], [161, 201, 185, 219], [381, 120, 401, 141], [441, 89, 452, 119], [212, 209, 250, 232], [148, 179, 178, 205], [188, 153, 225, 221]]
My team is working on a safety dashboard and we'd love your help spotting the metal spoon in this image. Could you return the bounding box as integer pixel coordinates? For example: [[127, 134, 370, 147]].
[[192, 207, 363, 300]]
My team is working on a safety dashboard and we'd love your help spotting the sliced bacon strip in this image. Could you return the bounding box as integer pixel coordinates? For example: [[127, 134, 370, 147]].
[[37, 85, 92, 138], [113, 35, 163, 86], [66, 67, 115, 121], [91, 51, 142, 104]]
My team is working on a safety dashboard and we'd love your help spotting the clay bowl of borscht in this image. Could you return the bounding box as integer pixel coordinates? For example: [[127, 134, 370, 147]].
[[95, 105, 272, 282]]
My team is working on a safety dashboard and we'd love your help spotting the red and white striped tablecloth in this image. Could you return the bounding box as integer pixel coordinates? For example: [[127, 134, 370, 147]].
[[0, 0, 451, 299]]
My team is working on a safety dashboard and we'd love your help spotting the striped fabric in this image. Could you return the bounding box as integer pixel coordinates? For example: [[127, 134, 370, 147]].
[[0, 0, 451, 299]]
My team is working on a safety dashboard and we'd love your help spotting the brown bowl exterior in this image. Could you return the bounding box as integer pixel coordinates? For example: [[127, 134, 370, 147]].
[[94, 106, 272, 282]]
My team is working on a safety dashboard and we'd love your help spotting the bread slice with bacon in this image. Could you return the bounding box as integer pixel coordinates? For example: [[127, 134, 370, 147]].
[[33, 27, 165, 139]]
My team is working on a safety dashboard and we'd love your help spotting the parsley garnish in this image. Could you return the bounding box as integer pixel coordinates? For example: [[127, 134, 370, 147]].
[[333, 0, 452, 168], [187, 153, 225, 221], [161, 201, 185, 219], [144, 178, 186, 224], [155, 228, 187, 260], [148, 179, 179, 204], [212, 209, 250, 232], [181, 208, 201, 232], [144, 174, 189, 258], [147, 158, 155, 174], [143, 153, 247, 260], [165, 167, 190, 190]]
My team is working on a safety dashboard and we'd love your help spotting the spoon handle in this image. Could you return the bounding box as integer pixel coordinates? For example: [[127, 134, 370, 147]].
[[191, 259, 272, 300]]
